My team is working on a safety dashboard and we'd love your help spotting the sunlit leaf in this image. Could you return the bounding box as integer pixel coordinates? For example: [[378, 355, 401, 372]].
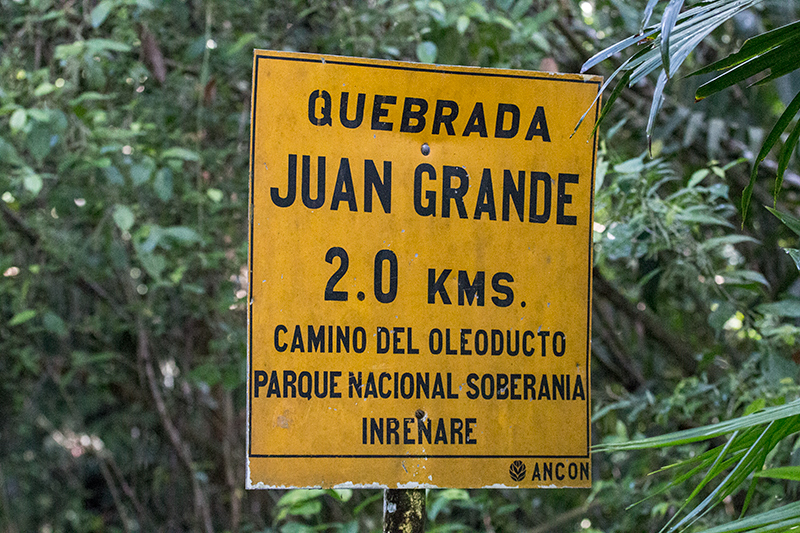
[[581, 29, 658, 73], [162, 147, 200, 161], [696, 500, 800, 533], [698, 235, 759, 251], [8, 309, 37, 326], [23, 173, 43, 195], [416, 41, 437, 63], [91, 0, 113, 28], [113, 204, 135, 232], [456, 15, 469, 33], [162, 226, 201, 243], [277, 489, 325, 508], [9, 109, 27, 131], [641, 0, 660, 32], [206, 188, 223, 202]]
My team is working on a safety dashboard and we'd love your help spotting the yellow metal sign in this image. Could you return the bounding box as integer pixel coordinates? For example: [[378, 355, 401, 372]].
[[248, 50, 600, 489]]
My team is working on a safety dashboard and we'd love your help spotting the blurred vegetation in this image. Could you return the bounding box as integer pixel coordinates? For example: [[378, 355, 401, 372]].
[[0, 0, 799, 532]]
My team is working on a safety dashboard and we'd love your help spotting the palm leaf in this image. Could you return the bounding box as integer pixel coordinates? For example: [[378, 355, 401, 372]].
[[642, 0, 662, 32], [580, 0, 764, 151], [742, 90, 800, 217], [753, 466, 800, 481], [695, 45, 788, 100], [596, 401, 800, 533], [696, 501, 800, 533], [660, 0, 685, 77], [594, 398, 800, 452], [689, 20, 800, 77], [776, 110, 800, 198], [575, 0, 800, 219]]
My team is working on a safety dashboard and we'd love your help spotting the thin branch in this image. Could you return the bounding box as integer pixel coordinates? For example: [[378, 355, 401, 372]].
[[222, 389, 241, 533], [136, 320, 214, 533], [0, 460, 19, 533], [97, 456, 133, 533], [552, 18, 589, 64], [593, 269, 698, 375], [105, 452, 150, 528], [0, 203, 128, 319], [593, 304, 647, 390]]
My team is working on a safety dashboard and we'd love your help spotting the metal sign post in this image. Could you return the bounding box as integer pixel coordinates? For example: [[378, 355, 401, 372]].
[[247, 50, 600, 490]]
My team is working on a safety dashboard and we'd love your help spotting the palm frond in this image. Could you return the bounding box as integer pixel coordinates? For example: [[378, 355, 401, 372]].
[[595, 399, 800, 533], [577, 0, 800, 216], [580, 0, 765, 144]]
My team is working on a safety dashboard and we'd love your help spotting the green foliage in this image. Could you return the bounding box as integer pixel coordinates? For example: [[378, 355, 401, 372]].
[[1, 0, 799, 532], [586, 2, 800, 532]]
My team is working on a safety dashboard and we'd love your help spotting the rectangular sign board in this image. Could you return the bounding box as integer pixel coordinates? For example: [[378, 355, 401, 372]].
[[248, 50, 600, 489]]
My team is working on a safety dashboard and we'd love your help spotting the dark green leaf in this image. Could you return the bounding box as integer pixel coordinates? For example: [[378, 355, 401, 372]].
[[42, 312, 68, 336], [743, 90, 800, 219], [0, 136, 23, 166], [690, 20, 800, 77], [130, 157, 155, 186], [153, 167, 173, 201], [776, 110, 800, 200], [586, 70, 632, 141], [696, 45, 784, 100], [757, 299, 800, 318], [103, 165, 125, 185], [26, 122, 54, 162]]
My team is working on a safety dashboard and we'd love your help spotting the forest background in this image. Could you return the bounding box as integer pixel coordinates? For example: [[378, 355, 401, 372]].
[[1, 0, 799, 532]]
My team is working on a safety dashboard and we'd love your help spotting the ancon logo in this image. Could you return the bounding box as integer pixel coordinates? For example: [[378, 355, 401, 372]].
[[509, 460, 526, 482]]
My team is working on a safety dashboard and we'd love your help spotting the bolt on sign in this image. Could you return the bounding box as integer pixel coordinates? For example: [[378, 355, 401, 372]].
[[248, 50, 601, 489]]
